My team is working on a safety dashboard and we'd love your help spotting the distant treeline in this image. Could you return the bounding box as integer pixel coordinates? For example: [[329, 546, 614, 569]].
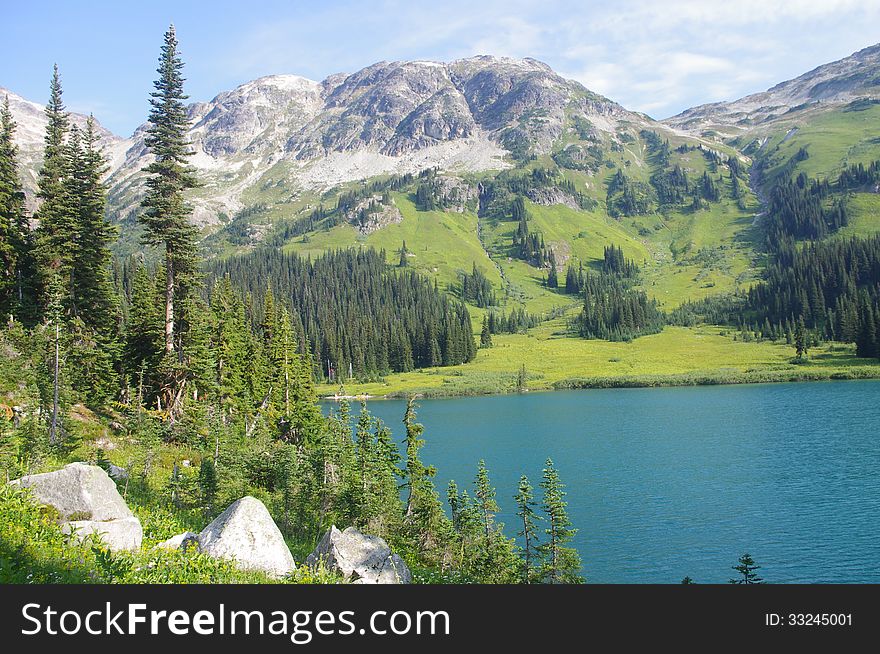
[[765, 174, 848, 248], [672, 237, 880, 359], [208, 248, 477, 379], [572, 272, 663, 341], [750, 236, 880, 358]]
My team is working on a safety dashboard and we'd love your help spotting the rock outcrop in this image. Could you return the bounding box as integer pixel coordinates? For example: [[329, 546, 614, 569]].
[[198, 496, 295, 577], [10, 462, 142, 551], [526, 186, 582, 211], [107, 464, 129, 481], [306, 526, 411, 584]]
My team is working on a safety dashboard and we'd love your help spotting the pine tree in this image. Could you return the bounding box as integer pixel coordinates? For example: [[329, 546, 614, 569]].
[[539, 458, 583, 583], [479, 315, 492, 348], [515, 474, 540, 583], [123, 263, 163, 392], [403, 397, 432, 518], [70, 116, 116, 333], [794, 315, 808, 360], [547, 262, 558, 288], [33, 65, 75, 316], [516, 363, 528, 392], [44, 269, 66, 446], [0, 95, 30, 320], [398, 240, 408, 267], [401, 397, 449, 560], [282, 307, 322, 442], [469, 460, 520, 583], [474, 459, 497, 541], [355, 402, 373, 510], [729, 553, 764, 584], [139, 25, 200, 356]]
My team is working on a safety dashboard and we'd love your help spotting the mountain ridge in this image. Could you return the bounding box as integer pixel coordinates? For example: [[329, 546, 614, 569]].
[[5, 55, 650, 225], [664, 43, 880, 136], [4, 44, 879, 231]]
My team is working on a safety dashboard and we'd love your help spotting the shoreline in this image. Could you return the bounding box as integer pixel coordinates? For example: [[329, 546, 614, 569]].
[[320, 364, 880, 400]]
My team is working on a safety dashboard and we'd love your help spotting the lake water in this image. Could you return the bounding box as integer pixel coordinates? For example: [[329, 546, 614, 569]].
[[331, 380, 880, 583]]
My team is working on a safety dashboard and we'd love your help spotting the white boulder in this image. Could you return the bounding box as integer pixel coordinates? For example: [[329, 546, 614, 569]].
[[198, 496, 295, 577], [62, 516, 143, 551], [306, 526, 411, 584], [10, 463, 142, 552], [11, 462, 133, 521]]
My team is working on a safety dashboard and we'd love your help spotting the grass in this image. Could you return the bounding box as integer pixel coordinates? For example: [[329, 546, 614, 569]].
[[638, 201, 760, 309], [0, 485, 344, 584], [318, 323, 880, 398], [838, 193, 880, 238], [283, 193, 502, 295], [761, 104, 880, 182]]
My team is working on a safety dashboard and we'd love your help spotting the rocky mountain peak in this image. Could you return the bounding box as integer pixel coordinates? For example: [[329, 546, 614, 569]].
[[5, 56, 638, 224]]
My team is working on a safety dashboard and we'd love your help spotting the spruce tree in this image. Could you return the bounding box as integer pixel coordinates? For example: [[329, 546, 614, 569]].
[[515, 474, 541, 583], [44, 269, 66, 446], [480, 315, 492, 348], [474, 459, 497, 541], [198, 457, 218, 515], [729, 553, 764, 584], [539, 458, 583, 583], [0, 95, 29, 320], [33, 65, 75, 316], [401, 397, 449, 560], [547, 262, 558, 288], [794, 315, 808, 360], [470, 460, 520, 583], [140, 25, 199, 356], [516, 363, 528, 392], [403, 397, 433, 518], [71, 116, 116, 333], [123, 263, 163, 392], [398, 240, 408, 267]]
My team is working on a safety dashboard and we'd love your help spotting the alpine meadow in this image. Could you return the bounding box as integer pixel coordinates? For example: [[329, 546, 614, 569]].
[[2, 10, 880, 587]]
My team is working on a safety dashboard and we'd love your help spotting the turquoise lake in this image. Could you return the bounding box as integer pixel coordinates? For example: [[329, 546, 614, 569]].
[[333, 380, 880, 583]]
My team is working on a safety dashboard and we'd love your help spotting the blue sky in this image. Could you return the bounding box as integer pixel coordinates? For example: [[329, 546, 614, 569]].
[[3, 0, 880, 135]]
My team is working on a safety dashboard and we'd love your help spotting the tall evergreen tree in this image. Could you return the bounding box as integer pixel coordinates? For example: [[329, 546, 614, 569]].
[[44, 269, 66, 446], [480, 315, 492, 348], [539, 458, 583, 583], [474, 459, 497, 542], [123, 263, 163, 393], [468, 460, 520, 583], [515, 474, 540, 583], [794, 315, 808, 360], [0, 95, 29, 320], [33, 65, 75, 315], [139, 25, 199, 356], [70, 116, 116, 333], [401, 397, 450, 561]]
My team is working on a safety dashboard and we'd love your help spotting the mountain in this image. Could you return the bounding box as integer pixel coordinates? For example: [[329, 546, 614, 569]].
[[5, 56, 700, 230], [103, 56, 649, 227], [6, 47, 880, 318], [1, 55, 750, 309], [665, 43, 880, 138], [0, 87, 125, 211]]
